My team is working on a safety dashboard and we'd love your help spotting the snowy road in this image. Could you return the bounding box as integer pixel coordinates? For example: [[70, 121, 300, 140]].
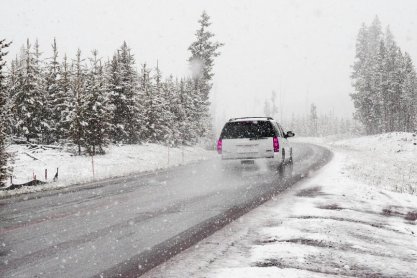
[[0, 143, 331, 277]]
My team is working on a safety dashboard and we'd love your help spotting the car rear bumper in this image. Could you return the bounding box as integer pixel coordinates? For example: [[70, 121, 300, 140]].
[[220, 155, 281, 168], [221, 152, 279, 160]]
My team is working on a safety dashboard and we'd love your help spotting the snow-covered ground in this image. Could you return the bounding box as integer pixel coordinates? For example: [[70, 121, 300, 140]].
[[1, 143, 215, 198], [144, 133, 417, 277], [331, 132, 417, 195]]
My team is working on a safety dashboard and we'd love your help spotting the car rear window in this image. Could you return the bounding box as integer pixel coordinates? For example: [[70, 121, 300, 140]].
[[220, 121, 276, 139]]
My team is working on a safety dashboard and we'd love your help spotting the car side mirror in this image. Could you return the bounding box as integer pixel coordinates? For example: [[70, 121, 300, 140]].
[[285, 131, 295, 138]]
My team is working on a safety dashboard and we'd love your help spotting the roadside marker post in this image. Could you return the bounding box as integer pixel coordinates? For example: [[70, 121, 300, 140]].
[[91, 155, 95, 179], [167, 145, 170, 166]]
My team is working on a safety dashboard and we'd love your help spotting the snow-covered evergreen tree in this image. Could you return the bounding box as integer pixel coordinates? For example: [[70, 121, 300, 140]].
[[33, 40, 52, 143], [167, 78, 186, 146], [188, 11, 223, 138], [45, 38, 61, 142], [263, 100, 271, 117], [82, 50, 112, 154], [139, 63, 154, 142], [401, 53, 417, 131], [0, 39, 11, 186], [351, 24, 369, 130], [161, 75, 179, 145], [263, 91, 279, 119], [13, 39, 45, 141], [385, 43, 403, 132], [108, 42, 142, 144], [5, 58, 19, 136], [69, 49, 86, 154], [53, 54, 74, 141], [148, 64, 171, 144], [309, 103, 318, 136], [106, 54, 122, 142], [183, 78, 202, 144]]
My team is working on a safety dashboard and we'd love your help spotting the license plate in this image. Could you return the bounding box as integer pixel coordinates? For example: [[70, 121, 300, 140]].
[[241, 160, 255, 165]]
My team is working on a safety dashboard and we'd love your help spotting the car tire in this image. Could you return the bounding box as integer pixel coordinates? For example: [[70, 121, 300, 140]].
[[289, 147, 293, 164]]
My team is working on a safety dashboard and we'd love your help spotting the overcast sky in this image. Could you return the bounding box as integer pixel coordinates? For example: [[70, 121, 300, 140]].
[[3, 0, 417, 127]]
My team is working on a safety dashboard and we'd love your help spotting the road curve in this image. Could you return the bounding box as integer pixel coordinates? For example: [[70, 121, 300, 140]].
[[0, 143, 332, 277]]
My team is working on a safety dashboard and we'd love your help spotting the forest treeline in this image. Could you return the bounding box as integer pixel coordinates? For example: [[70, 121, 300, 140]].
[[286, 103, 362, 137], [351, 17, 417, 134], [263, 92, 361, 137], [0, 11, 222, 186]]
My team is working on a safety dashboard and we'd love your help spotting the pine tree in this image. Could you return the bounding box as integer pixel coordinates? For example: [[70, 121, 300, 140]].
[[183, 78, 202, 144], [351, 17, 385, 134], [309, 103, 318, 136], [401, 53, 416, 131], [5, 58, 18, 136], [13, 39, 45, 141], [263, 92, 279, 119], [149, 64, 172, 144], [106, 54, 122, 142], [376, 40, 389, 132], [351, 23, 372, 133], [366, 17, 383, 134], [33, 40, 52, 143], [82, 50, 112, 154], [54, 54, 74, 141], [69, 49, 86, 154], [45, 38, 61, 142], [386, 45, 403, 131], [161, 75, 179, 145], [139, 63, 152, 142], [141, 64, 163, 143], [108, 42, 142, 144], [188, 11, 223, 138], [170, 78, 188, 146], [0, 39, 11, 186], [263, 100, 271, 117]]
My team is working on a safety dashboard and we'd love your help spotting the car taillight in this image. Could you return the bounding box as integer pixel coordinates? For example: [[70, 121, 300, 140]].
[[273, 137, 279, 152], [217, 139, 222, 154]]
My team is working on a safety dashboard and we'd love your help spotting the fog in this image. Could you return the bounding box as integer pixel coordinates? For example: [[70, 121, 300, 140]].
[[3, 0, 417, 128]]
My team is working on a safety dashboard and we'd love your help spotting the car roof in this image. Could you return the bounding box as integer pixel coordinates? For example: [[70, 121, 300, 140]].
[[228, 117, 273, 122]]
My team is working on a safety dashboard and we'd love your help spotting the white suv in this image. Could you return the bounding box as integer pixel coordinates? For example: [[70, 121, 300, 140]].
[[217, 117, 294, 167]]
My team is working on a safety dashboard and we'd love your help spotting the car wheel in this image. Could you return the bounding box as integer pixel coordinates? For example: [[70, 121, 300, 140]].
[[281, 148, 286, 164], [289, 147, 293, 164]]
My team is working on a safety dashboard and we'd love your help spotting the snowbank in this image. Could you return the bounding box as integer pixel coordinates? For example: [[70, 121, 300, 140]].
[[331, 132, 417, 195], [1, 143, 215, 198], [294, 132, 417, 195]]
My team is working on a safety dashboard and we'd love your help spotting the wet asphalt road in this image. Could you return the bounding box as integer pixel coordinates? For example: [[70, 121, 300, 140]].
[[0, 143, 331, 277]]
